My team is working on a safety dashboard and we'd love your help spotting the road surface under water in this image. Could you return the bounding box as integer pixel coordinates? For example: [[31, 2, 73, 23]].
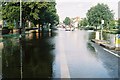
[[0, 30, 119, 79]]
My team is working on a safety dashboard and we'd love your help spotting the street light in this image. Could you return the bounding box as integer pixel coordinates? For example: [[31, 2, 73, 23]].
[[20, 0, 23, 79], [20, 0, 22, 29]]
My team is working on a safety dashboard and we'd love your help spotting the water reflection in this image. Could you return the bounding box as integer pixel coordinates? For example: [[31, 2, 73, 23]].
[[1, 31, 56, 79], [0, 43, 3, 79], [87, 42, 96, 54], [0, 30, 119, 78], [22, 32, 55, 78], [2, 35, 21, 78], [88, 31, 119, 78]]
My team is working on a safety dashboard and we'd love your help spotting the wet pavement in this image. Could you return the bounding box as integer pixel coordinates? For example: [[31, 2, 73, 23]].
[[0, 29, 119, 79], [54, 30, 119, 78]]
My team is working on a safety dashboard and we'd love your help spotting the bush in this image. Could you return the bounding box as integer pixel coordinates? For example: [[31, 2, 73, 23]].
[[7, 23, 14, 29], [2, 27, 8, 29], [116, 30, 120, 34]]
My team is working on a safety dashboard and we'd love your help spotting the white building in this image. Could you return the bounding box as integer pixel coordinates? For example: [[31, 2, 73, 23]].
[[71, 17, 80, 28]]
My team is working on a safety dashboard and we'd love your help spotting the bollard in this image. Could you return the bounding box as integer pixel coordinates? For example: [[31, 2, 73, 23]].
[[115, 34, 120, 51], [95, 31, 100, 40]]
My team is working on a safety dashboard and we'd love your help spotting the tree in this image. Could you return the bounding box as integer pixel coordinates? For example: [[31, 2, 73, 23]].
[[2, 2, 20, 29], [109, 20, 115, 29], [63, 17, 71, 25], [42, 2, 59, 28], [118, 18, 120, 26], [86, 3, 114, 30], [117, 18, 120, 30], [22, 2, 59, 30], [79, 18, 88, 27], [2, 1, 59, 31], [0, 2, 2, 20]]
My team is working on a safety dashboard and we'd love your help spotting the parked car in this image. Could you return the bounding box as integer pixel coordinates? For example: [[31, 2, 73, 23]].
[[65, 25, 71, 31]]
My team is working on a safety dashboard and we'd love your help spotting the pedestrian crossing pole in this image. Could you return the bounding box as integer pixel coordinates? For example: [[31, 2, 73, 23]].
[[115, 34, 120, 50]]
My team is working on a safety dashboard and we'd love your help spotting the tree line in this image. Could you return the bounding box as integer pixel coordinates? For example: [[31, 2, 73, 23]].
[[63, 3, 119, 30], [2, 1, 59, 31]]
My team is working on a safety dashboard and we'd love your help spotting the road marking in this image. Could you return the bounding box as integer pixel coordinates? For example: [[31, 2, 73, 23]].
[[103, 48, 120, 58], [60, 52, 70, 78], [59, 37, 70, 78]]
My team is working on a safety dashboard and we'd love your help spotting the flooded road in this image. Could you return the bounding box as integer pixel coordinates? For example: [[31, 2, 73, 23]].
[[54, 30, 119, 78], [0, 30, 119, 79]]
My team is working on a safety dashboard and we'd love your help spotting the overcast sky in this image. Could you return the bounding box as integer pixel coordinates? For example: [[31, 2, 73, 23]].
[[56, 0, 119, 22]]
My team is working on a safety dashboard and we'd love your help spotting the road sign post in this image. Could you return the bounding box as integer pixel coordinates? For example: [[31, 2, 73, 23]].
[[115, 34, 120, 50]]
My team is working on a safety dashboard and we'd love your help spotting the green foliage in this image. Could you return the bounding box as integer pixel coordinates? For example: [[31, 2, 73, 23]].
[[7, 22, 14, 29], [2, 2, 20, 22], [2, 2, 20, 29], [86, 3, 114, 30], [79, 18, 88, 27], [2, 2, 59, 29], [22, 2, 59, 29], [0, 2, 2, 20], [109, 20, 115, 29], [118, 18, 120, 26], [63, 17, 71, 25]]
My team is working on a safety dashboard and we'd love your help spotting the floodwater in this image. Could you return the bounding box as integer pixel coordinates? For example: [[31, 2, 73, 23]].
[[0, 29, 119, 79]]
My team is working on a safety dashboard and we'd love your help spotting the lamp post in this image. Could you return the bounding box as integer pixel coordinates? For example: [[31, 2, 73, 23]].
[[20, 0, 23, 79], [19, 0, 22, 34], [101, 20, 104, 40]]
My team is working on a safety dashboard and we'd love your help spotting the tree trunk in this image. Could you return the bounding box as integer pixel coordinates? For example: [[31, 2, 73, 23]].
[[11, 29, 13, 33], [22, 22, 25, 34], [19, 28, 22, 34], [41, 24, 44, 32], [38, 24, 40, 33], [96, 26, 97, 30], [22, 19, 26, 34]]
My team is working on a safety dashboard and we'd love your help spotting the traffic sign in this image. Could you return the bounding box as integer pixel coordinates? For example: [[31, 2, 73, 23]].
[[116, 34, 120, 44]]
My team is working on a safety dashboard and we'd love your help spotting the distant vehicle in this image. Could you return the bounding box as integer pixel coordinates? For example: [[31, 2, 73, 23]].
[[65, 25, 71, 31], [71, 27, 76, 31]]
